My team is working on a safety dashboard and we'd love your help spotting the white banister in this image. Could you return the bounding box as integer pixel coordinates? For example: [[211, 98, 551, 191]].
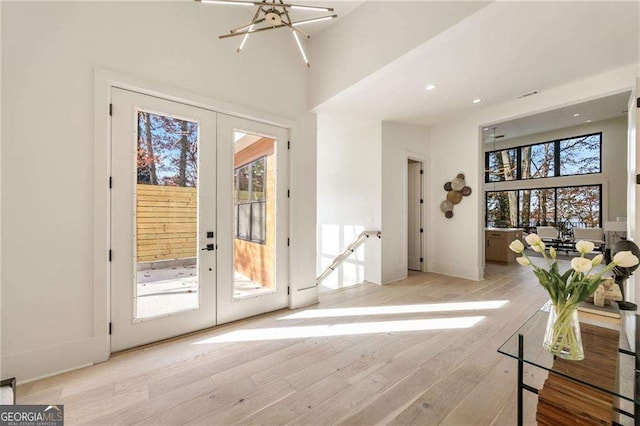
[[316, 230, 381, 285]]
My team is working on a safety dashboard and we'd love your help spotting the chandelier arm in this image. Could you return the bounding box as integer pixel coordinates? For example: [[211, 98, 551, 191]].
[[278, 0, 310, 39], [283, 21, 310, 39], [219, 23, 286, 38], [197, 0, 333, 11], [230, 17, 265, 33], [290, 15, 338, 26], [292, 31, 310, 67]]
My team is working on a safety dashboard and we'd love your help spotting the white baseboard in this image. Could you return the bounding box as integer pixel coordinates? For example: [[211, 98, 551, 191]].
[[290, 286, 319, 310], [427, 261, 483, 281], [1, 337, 108, 384]]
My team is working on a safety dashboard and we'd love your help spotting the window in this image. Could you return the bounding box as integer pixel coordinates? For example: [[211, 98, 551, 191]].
[[485, 133, 601, 182], [486, 191, 518, 228], [556, 185, 601, 229], [518, 188, 555, 227], [559, 134, 601, 176], [486, 149, 518, 182], [486, 185, 601, 230], [521, 142, 554, 180], [234, 157, 266, 244]]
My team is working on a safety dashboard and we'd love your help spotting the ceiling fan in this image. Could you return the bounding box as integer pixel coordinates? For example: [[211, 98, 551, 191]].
[[196, 0, 338, 67]]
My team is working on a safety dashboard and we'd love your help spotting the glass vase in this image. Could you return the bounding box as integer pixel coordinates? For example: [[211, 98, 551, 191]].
[[543, 303, 584, 361]]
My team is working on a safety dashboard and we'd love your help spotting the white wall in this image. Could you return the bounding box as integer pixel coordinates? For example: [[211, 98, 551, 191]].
[[484, 116, 629, 224], [381, 122, 429, 284], [308, 1, 490, 110], [317, 119, 429, 288], [0, 1, 3, 379], [2, 2, 314, 382], [317, 115, 382, 290], [428, 64, 639, 281]]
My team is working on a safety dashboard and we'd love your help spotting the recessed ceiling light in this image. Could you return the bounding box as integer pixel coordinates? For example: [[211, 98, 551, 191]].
[[425, 84, 436, 91], [473, 98, 482, 104], [586, 119, 592, 123], [483, 127, 489, 131], [573, 113, 580, 117]]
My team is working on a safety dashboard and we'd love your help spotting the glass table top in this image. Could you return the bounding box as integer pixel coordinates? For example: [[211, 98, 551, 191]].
[[498, 303, 638, 404]]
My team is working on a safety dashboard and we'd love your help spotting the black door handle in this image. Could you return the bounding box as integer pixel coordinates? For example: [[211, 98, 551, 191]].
[[201, 244, 215, 251]]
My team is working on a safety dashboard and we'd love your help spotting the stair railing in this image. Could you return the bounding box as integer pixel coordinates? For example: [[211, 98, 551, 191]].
[[316, 230, 381, 285]]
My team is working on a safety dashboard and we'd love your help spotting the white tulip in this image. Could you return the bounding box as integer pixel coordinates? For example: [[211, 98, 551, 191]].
[[613, 251, 640, 268], [591, 254, 604, 266], [532, 245, 542, 253], [575, 240, 595, 255], [525, 233, 541, 246], [549, 247, 557, 259], [516, 257, 531, 266], [509, 240, 525, 254], [571, 257, 593, 273]]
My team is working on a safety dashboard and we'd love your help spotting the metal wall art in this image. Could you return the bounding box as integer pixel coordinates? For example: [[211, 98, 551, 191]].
[[440, 173, 472, 219]]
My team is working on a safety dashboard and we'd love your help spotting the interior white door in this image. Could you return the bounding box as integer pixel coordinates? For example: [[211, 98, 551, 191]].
[[408, 161, 422, 271], [110, 88, 217, 352], [216, 114, 289, 324]]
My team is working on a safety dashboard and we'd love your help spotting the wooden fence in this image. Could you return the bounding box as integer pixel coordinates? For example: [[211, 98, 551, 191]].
[[136, 184, 197, 263]]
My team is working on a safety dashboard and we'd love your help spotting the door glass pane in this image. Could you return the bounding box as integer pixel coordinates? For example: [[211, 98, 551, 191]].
[[233, 132, 276, 299], [135, 111, 199, 319]]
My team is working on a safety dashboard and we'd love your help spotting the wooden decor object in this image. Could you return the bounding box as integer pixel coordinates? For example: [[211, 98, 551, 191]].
[[536, 322, 619, 425], [441, 173, 472, 219]]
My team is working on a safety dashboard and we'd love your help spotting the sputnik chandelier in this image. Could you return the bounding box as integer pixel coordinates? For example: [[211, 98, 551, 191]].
[[196, 0, 337, 67]]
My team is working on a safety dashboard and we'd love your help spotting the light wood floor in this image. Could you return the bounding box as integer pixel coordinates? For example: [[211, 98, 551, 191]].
[[18, 263, 550, 425]]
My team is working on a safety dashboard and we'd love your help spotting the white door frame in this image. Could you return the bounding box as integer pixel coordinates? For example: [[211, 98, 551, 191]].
[[93, 68, 295, 362]]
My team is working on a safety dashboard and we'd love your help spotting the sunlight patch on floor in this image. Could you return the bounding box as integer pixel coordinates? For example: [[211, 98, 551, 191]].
[[193, 316, 485, 344], [277, 300, 509, 320]]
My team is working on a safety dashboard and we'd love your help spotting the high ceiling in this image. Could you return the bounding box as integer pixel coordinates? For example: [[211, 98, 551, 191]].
[[314, 1, 640, 126], [291, 0, 364, 35], [483, 91, 632, 144]]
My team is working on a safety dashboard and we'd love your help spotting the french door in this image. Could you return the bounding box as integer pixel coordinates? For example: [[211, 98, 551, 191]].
[[216, 114, 289, 324], [110, 89, 289, 351], [110, 88, 217, 352]]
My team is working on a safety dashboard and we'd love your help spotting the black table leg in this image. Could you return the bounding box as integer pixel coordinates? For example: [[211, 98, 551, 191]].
[[518, 333, 524, 426]]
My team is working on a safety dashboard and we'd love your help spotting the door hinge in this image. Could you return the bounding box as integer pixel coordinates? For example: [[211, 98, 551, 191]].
[[109, 103, 113, 116], [420, 199, 424, 204], [109, 176, 112, 189], [287, 141, 290, 149], [637, 97, 640, 108], [420, 257, 424, 263], [420, 228, 424, 233], [109, 322, 112, 335], [420, 169, 424, 175], [108, 250, 112, 262], [287, 287, 290, 295], [287, 238, 290, 246], [287, 190, 290, 198]]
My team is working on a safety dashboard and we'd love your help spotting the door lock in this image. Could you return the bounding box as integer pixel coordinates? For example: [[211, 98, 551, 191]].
[[201, 244, 215, 251]]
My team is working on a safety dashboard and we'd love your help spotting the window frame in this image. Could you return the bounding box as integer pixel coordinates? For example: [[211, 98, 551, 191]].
[[484, 132, 602, 183], [234, 156, 267, 245], [485, 184, 603, 231]]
